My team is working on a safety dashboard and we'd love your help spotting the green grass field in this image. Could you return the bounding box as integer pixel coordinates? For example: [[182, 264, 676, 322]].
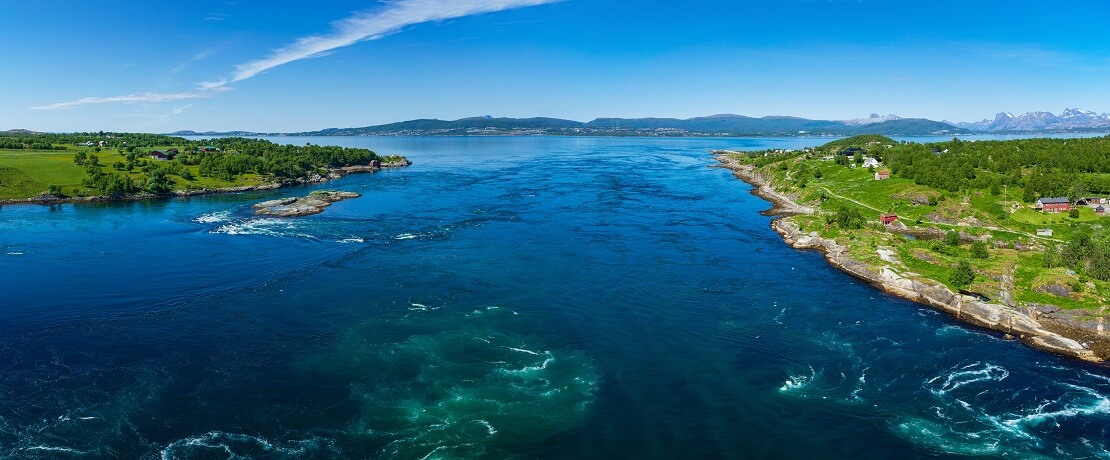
[[731, 151, 1110, 310], [0, 148, 267, 200]]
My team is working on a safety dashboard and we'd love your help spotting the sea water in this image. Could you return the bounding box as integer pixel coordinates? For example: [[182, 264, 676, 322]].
[[1, 136, 1109, 458]]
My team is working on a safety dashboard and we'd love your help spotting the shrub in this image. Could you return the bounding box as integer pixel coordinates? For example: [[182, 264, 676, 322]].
[[944, 230, 961, 246], [970, 241, 989, 259], [949, 260, 975, 288]]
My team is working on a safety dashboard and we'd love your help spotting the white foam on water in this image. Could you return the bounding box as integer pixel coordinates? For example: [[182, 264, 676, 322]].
[[506, 347, 543, 356], [212, 218, 316, 238], [779, 366, 818, 393], [193, 210, 232, 224], [506, 355, 555, 375], [926, 362, 1009, 396], [22, 445, 88, 454], [159, 431, 337, 460], [891, 418, 1007, 457], [473, 419, 497, 436], [936, 325, 972, 336], [1001, 384, 1110, 429], [393, 233, 419, 240], [773, 307, 787, 324], [5, 252, 24, 256], [337, 237, 364, 244]]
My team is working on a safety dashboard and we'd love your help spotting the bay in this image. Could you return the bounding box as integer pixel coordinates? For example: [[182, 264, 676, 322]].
[[1, 135, 1109, 459]]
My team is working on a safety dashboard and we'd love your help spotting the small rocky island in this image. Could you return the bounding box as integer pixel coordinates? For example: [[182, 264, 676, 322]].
[[254, 190, 361, 217]]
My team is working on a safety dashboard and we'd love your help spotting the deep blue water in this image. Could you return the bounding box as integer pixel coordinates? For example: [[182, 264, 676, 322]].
[[2, 136, 1110, 459]]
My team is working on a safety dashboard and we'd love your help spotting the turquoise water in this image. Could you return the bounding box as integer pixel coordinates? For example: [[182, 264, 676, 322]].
[[2, 136, 1109, 458]]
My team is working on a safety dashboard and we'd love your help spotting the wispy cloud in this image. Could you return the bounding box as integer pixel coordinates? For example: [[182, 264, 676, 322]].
[[32, 0, 559, 110], [31, 90, 224, 110]]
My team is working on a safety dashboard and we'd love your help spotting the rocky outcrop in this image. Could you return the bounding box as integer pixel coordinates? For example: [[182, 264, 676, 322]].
[[254, 191, 361, 217]]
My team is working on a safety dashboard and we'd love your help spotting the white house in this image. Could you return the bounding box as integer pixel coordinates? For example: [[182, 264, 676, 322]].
[[861, 157, 881, 169]]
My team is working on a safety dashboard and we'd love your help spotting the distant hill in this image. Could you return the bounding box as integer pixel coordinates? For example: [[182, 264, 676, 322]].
[[281, 114, 969, 137], [818, 135, 898, 152], [169, 130, 274, 137], [1, 129, 44, 135]]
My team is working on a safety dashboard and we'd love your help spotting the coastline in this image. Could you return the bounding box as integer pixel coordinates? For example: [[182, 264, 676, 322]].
[[714, 154, 1110, 364], [0, 160, 411, 206]]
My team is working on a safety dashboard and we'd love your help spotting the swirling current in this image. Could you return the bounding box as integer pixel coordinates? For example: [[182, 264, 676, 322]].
[[1, 135, 1109, 458]]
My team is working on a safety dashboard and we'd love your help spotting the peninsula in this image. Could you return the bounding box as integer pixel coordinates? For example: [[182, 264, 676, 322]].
[[0, 132, 409, 204], [716, 135, 1110, 362]]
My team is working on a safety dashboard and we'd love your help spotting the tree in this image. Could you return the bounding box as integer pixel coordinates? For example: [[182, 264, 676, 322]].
[[970, 241, 989, 259], [1069, 208, 1080, 219], [1022, 187, 1036, 204], [944, 230, 961, 246], [829, 206, 866, 229], [146, 170, 175, 194], [46, 184, 63, 196], [949, 260, 975, 288]]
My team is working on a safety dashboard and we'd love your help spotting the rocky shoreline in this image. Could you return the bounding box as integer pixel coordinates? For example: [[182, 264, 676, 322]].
[[0, 159, 412, 206], [714, 154, 1109, 363]]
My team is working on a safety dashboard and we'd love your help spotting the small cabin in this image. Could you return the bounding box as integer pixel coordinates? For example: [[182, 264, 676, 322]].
[[880, 213, 899, 225], [1036, 228, 1054, 237], [875, 169, 891, 180], [149, 151, 168, 160], [1097, 205, 1106, 215], [1035, 197, 1070, 213]]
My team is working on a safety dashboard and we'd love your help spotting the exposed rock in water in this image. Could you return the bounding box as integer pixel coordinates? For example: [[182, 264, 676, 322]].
[[254, 191, 361, 217]]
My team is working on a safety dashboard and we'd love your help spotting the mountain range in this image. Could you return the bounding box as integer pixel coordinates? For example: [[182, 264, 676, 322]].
[[171, 114, 967, 137], [167, 109, 1110, 138], [954, 108, 1110, 132]]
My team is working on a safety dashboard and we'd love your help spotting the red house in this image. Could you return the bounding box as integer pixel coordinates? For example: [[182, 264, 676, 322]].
[[1035, 197, 1071, 213], [874, 169, 891, 180], [880, 213, 899, 225]]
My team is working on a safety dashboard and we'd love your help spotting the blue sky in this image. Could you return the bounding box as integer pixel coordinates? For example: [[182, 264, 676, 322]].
[[2, 0, 1109, 132]]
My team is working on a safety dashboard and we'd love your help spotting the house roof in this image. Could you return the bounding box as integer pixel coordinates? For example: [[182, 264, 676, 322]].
[[1038, 197, 1070, 204]]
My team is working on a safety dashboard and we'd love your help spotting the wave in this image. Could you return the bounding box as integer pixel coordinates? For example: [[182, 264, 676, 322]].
[[211, 218, 317, 239], [925, 362, 1009, 396], [158, 431, 339, 459], [193, 210, 232, 224], [779, 366, 818, 393]]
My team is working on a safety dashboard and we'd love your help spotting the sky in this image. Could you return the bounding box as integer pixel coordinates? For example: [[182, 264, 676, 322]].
[[2, 0, 1109, 132]]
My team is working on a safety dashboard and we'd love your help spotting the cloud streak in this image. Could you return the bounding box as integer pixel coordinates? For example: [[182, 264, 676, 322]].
[[31, 91, 222, 110], [32, 0, 558, 110]]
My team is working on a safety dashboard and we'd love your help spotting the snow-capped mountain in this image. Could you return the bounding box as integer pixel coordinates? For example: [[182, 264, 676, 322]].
[[842, 113, 903, 126], [958, 109, 1110, 132]]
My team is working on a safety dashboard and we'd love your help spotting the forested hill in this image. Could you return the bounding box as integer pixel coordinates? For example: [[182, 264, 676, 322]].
[[854, 136, 1110, 198], [169, 114, 968, 137]]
